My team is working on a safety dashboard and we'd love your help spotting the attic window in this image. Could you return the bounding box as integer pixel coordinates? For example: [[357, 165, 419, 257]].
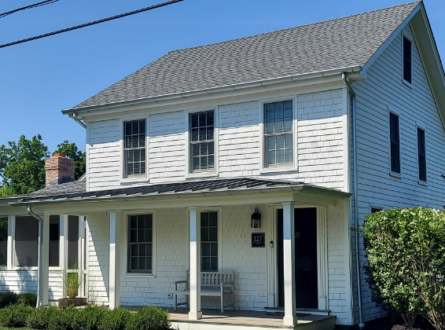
[[403, 37, 412, 84]]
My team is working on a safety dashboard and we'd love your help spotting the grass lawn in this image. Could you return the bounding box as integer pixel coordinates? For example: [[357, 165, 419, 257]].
[[0, 328, 37, 330]]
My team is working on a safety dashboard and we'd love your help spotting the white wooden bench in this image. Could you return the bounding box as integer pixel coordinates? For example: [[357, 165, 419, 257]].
[[174, 271, 235, 313]]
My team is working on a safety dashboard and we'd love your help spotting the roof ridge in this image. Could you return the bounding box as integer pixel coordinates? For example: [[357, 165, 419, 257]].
[[167, 1, 421, 54]]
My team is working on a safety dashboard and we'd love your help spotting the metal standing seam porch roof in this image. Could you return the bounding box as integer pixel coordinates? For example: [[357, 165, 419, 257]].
[[69, 1, 420, 110], [9, 178, 350, 205]]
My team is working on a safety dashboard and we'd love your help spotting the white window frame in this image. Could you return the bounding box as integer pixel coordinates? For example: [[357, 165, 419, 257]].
[[195, 207, 222, 272], [184, 107, 219, 178], [388, 107, 402, 178], [402, 34, 413, 88], [123, 210, 157, 277], [259, 95, 298, 173], [119, 117, 149, 184], [416, 125, 427, 185]]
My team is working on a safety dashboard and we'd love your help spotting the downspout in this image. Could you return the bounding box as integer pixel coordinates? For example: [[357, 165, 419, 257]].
[[70, 113, 86, 129], [27, 205, 43, 308], [342, 72, 365, 329]]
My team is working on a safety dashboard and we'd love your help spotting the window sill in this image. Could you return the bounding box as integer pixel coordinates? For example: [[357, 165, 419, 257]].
[[260, 167, 298, 175], [402, 79, 412, 89], [124, 273, 156, 278], [120, 176, 149, 185], [418, 180, 427, 187], [389, 171, 402, 179], [186, 172, 218, 180]]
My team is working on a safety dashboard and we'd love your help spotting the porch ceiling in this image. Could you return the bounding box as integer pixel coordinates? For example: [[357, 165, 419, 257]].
[[8, 177, 350, 208]]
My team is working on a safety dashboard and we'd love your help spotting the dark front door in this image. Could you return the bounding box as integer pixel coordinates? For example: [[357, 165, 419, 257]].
[[277, 208, 318, 309]]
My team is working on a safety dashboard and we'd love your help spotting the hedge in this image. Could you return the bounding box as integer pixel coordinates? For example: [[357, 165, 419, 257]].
[[0, 304, 171, 330]]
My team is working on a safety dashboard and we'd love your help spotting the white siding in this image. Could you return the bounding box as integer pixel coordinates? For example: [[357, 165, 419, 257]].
[[87, 90, 347, 192], [353, 26, 445, 322], [0, 270, 63, 302], [88, 120, 121, 190]]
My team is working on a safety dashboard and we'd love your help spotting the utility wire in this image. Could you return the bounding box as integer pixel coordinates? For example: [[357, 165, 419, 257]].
[[0, 0, 184, 49], [0, 0, 60, 19]]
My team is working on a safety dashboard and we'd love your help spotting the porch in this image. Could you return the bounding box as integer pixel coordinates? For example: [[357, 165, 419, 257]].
[[167, 309, 336, 330]]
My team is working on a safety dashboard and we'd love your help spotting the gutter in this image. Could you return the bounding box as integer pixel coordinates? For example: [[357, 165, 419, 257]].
[[70, 113, 86, 129], [62, 66, 362, 117], [342, 72, 365, 329], [27, 205, 43, 308]]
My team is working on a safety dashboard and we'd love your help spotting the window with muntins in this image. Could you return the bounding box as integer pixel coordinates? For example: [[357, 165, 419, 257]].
[[264, 101, 293, 167], [128, 214, 152, 273], [403, 37, 412, 84], [390, 113, 400, 174], [124, 120, 146, 176], [417, 128, 426, 182], [190, 111, 214, 172], [201, 212, 217, 272]]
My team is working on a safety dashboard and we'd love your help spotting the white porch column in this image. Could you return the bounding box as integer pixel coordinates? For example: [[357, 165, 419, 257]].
[[59, 215, 68, 297], [109, 211, 118, 309], [282, 202, 296, 326], [188, 207, 202, 320], [7, 215, 15, 270], [41, 214, 50, 305]]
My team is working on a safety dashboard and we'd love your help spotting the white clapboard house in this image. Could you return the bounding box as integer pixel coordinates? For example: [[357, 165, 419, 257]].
[[1, 2, 444, 329]]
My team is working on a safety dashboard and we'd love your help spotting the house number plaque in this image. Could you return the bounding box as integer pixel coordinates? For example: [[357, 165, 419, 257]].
[[251, 233, 265, 248]]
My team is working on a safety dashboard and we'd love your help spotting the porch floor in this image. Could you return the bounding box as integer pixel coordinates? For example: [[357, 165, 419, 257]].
[[167, 308, 336, 330]]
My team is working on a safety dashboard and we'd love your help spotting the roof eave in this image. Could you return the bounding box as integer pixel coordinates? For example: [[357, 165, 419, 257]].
[[61, 66, 362, 118]]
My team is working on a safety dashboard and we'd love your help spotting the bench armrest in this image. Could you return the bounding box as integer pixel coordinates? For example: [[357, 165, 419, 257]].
[[220, 281, 234, 289], [174, 280, 188, 289]]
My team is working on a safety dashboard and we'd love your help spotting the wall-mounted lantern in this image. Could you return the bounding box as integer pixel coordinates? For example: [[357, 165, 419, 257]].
[[251, 208, 261, 228]]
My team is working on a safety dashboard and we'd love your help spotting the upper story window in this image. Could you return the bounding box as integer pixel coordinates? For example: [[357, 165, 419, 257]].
[[124, 120, 146, 176], [403, 37, 412, 84], [390, 113, 401, 174], [190, 111, 214, 172], [264, 101, 293, 167], [417, 128, 427, 182], [128, 214, 153, 273]]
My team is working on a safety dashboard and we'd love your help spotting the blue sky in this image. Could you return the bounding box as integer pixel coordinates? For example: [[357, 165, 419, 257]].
[[1, 0, 444, 152]]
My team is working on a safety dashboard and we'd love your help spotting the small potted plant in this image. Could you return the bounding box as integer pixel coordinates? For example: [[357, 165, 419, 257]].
[[58, 260, 86, 307]]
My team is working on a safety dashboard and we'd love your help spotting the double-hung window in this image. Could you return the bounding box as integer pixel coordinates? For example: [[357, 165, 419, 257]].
[[201, 212, 217, 272], [403, 37, 412, 84], [124, 120, 146, 177], [190, 111, 214, 172], [417, 128, 426, 182], [390, 113, 400, 174], [264, 101, 293, 167], [128, 214, 153, 273]]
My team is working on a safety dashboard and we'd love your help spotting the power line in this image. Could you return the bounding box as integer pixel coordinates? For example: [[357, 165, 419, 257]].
[[0, 0, 184, 49], [0, 0, 60, 19]]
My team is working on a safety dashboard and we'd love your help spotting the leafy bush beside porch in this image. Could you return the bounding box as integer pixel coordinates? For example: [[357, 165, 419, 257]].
[[361, 207, 445, 330]]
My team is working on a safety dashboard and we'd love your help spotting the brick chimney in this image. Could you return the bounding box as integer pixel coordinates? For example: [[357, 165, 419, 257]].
[[44, 153, 75, 187]]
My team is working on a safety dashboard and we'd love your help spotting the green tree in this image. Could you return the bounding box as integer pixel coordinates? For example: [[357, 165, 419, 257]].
[[0, 136, 85, 197], [0, 135, 49, 196], [53, 140, 86, 180]]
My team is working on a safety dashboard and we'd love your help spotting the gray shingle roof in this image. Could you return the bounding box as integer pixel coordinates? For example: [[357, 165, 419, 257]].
[[26, 180, 86, 197], [73, 1, 420, 110]]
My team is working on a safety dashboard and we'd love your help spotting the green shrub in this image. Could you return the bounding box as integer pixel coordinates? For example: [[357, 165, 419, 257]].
[[126, 306, 170, 330], [0, 303, 34, 327], [0, 292, 18, 308], [48, 305, 78, 330], [17, 292, 37, 307], [27, 306, 58, 329], [99, 307, 131, 330], [361, 207, 445, 330], [72, 305, 107, 330]]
